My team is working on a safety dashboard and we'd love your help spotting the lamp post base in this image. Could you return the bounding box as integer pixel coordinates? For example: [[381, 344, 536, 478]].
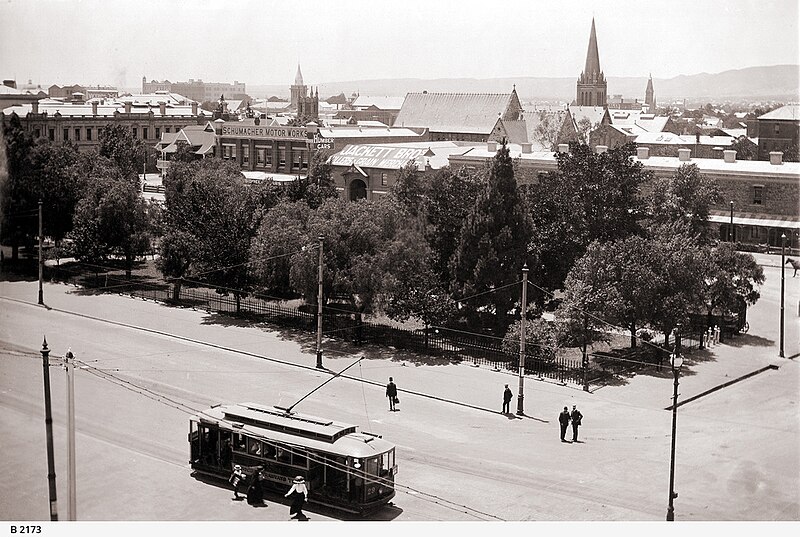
[[516, 395, 524, 416], [666, 506, 674, 521], [316, 350, 323, 369]]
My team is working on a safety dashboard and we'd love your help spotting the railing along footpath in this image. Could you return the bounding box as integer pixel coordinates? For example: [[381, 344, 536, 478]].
[[43, 261, 709, 389]]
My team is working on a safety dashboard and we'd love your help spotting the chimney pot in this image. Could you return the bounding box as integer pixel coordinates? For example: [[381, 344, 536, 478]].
[[769, 151, 784, 165], [124, 101, 132, 114], [31, 101, 39, 114], [191, 102, 198, 115], [678, 148, 691, 161], [637, 146, 649, 159], [487, 140, 497, 152], [558, 143, 569, 153], [159, 102, 166, 115], [596, 145, 608, 154], [723, 149, 736, 163], [91, 101, 98, 115], [521, 142, 532, 154]]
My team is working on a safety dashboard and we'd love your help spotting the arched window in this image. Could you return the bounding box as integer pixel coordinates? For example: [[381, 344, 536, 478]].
[[349, 179, 367, 201]]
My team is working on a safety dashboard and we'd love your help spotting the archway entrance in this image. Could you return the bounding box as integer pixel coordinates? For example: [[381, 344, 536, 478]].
[[349, 179, 367, 201]]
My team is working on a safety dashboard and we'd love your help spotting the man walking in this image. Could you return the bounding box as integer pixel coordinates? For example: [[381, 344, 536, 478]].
[[559, 406, 571, 442], [502, 384, 513, 414], [386, 377, 398, 411], [570, 404, 583, 442]]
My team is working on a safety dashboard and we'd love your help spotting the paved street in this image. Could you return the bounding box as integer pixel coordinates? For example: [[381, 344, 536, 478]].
[[0, 255, 798, 521]]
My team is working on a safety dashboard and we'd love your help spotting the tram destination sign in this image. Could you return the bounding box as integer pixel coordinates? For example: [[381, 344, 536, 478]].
[[220, 123, 307, 140]]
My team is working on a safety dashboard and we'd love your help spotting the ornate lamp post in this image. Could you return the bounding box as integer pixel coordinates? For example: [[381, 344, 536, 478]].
[[729, 201, 734, 243], [666, 326, 683, 522]]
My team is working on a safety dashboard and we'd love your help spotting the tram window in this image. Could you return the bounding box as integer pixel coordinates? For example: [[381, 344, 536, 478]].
[[380, 452, 391, 475], [293, 452, 307, 469], [365, 457, 379, 476], [276, 447, 291, 463], [233, 434, 247, 452], [247, 438, 262, 456]]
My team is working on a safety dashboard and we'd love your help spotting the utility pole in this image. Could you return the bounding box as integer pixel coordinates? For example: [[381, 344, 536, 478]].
[[516, 264, 528, 416], [666, 324, 682, 521], [38, 200, 44, 305], [582, 312, 589, 392], [316, 235, 324, 369], [65, 348, 77, 520], [40, 337, 59, 521], [780, 233, 786, 358]]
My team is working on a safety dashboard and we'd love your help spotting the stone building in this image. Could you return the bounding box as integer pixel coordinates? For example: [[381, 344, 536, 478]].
[[576, 18, 607, 107], [142, 77, 247, 103]]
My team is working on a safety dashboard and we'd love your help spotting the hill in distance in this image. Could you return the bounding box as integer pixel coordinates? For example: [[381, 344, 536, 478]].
[[249, 64, 799, 104]]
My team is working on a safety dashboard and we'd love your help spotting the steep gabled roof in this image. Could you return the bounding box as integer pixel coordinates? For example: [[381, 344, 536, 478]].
[[393, 92, 516, 134]]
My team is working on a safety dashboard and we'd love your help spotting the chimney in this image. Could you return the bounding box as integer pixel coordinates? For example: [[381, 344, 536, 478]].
[[596, 145, 608, 154], [159, 102, 166, 115], [191, 102, 198, 115], [695, 132, 700, 144], [521, 142, 532, 154], [723, 150, 736, 163], [678, 148, 691, 161], [769, 151, 784, 165], [487, 140, 497, 152], [558, 143, 569, 153], [637, 146, 649, 159], [31, 101, 39, 114], [91, 101, 98, 116], [124, 101, 132, 114]]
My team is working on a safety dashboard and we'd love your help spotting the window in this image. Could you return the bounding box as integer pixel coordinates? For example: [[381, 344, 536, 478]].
[[292, 150, 301, 170], [86, 127, 92, 141], [223, 144, 235, 159], [49, 129, 55, 141], [753, 185, 764, 205], [34, 128, 40, 138], [233, 434, 247, 452], [278, 145, 286, 168], [242, 145, 249, 165], [74, 128, 81, 141], [155, 127, 160, 139], [774, 124, 780, 135], [143, 127, 149, 140], [247, 437, 262, 456], [300, 149, 309, 170], [165, 127, 171, 133], [256, 147, 266, 166], [132, 127, 138, 138], [750, 227, 759, 239], [381, 172, 388, 186]]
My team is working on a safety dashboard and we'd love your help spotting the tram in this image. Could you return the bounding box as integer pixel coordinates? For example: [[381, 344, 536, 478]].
[[189, 402, 397, 515]]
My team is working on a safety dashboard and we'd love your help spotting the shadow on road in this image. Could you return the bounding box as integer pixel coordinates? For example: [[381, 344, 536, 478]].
[[722, 333, 775, 348]]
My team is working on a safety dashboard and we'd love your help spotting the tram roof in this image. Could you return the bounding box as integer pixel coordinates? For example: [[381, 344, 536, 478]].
[[193, 403, 395, 458]]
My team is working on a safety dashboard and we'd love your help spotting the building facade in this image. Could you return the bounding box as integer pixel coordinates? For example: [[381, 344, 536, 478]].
[[754, 104, 800, 160], [142, 77, 247, 103]]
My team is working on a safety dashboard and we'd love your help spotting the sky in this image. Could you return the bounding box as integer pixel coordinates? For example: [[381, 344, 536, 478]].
[[0, 0, 798, 90]]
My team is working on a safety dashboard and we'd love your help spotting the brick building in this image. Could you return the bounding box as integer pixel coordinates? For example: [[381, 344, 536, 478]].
[[753, 104, 800, 160], [142, 77, 247, 103]]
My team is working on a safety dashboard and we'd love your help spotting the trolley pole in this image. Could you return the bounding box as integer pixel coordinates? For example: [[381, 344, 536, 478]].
[[582, 312, 589, 392], [65, 348, 77, 520], [780, 233, 786, 358], [40, 337, 59, 521], [38, 200, 44, 305], [516, 264, 528, 416], [316, 235, 324, 369]]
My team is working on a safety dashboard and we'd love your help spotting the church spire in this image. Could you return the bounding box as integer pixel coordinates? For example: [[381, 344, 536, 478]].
[[294, 63, 304, 86], [583, 17, 602, 79]]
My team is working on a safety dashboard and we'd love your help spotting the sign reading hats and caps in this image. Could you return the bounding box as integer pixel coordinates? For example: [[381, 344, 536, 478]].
[[220, 123, 307, 140]]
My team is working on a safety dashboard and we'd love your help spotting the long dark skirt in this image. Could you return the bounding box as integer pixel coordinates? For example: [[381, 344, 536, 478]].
[[289, 492, 305, 516], [247, 479, 264, 505]]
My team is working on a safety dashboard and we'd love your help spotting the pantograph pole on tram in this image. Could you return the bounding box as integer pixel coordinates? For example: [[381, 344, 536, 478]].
[[278, 356, 365, 414]]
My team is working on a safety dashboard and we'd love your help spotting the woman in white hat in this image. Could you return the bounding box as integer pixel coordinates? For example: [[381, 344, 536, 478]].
[[284, 475, 308, 519]]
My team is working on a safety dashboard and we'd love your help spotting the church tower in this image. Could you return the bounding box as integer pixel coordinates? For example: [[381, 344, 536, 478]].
[[644, 74, 655, 112], [576, 18, 607, 107], [290, 64, 307, 110]]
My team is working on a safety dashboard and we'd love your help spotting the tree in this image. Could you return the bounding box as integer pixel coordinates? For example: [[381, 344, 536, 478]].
[[700, 243, 764, 324], [303, 151, 338, 209], [159, 159, 275, 311], [70, 160, 150, 277], [449, 141, 531, 331], [1, 114, 37, 260], [99, 123, 145, 180], [502, 316, 558, 363], [525, 142, 650, 291], [730, 136, 757, 161], [645, 163, 720, 243], [575, 117, 597, 144], [561, 236, 658, 348], [532, 109, 562, 151]]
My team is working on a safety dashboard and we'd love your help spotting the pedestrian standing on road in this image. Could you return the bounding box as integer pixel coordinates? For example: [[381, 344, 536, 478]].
[[559, 406, 571, 442], [386, 377, 398, 411], [246, 468, 265, 506], [229, 464, 245, 500], [285, 475, 309, 520], [502, 384, 513, 414], [570, 405, 583, 442]]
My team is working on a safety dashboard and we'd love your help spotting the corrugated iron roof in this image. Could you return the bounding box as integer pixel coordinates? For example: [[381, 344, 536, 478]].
[[394, 92, 515, 134], [758, 103, 800, 121]]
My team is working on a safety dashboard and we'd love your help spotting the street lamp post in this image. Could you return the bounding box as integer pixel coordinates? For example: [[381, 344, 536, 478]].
[[666, 325, 683, 522], [729, 201, 734, 244], [516, 264, 528, 416], [780, 233, 786, 358]]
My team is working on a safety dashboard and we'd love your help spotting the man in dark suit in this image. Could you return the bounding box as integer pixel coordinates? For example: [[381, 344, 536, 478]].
[[559, 406, 571, 442], [386, 377, 398, 411], [571, 405, 583, 442], [502, 384, 513, 414]]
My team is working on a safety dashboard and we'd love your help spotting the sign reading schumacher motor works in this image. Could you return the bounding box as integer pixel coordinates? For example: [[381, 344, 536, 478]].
[[220, 124, 307, 140], [330, 144, 426, 169]]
